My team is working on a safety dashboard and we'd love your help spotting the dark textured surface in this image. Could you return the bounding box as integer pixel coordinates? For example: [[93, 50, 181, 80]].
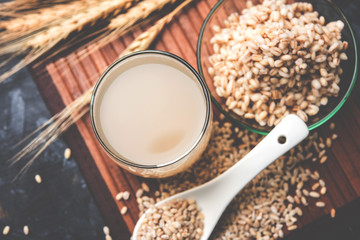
[[0, 68, 105, 239], [0, 0, 359, 240], [286, 198, 360, 240]]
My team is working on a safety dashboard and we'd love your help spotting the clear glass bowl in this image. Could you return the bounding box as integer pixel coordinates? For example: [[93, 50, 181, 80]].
[[197, 0, 358, 135]]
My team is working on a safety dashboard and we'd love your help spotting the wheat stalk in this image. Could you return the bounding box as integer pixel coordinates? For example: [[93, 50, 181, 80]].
[[122, 0, 191, 55], [25, 0, 140, 49], [0, 0, 139, 83], [109, 0, 176, 31], [50, 0, 180, 64], [0, 0, 182, 81], [10, 0, 192, 177], [0, 0, 98, 40], [0, 0, 76, 13]]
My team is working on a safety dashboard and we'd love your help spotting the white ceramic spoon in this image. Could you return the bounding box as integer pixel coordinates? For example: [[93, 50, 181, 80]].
[[132, 114, 309, 240]]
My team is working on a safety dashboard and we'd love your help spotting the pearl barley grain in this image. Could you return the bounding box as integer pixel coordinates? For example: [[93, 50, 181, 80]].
[[120, 206, 128, 215], [3, 225, 10, 235], [103, 226, 110, 235], [309, 191, 320, 198], [136, 189, 144, 198], [64, 148, 71, 159], [35, 174, 42, 184], [115, 192, 123, 201], [332, 133, 338, 140], [141, 182, 150, 192], [23, 225, 29, 235], [288, 225, 297, 231], [312, 182, 320, 191], [331, 208, 336, 218], [320, 156, 328, 164], [123, 191, 130, 200]]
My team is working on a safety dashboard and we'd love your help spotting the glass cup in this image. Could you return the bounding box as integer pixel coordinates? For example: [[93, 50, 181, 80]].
[[90, 50, 213, 178]]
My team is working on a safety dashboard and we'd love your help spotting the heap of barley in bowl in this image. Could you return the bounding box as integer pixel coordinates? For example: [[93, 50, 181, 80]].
[[208, 0, 348, 127], [136, 198, 204, 240]]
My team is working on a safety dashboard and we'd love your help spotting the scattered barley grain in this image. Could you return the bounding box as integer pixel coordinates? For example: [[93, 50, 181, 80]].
[[116, 192, 123, 201], [330, 208, 336, 218], [123, 191, 130, 200], [35, 174, 42, 184], [2, 225, 10, 235], [316, 201, 326, 208], [121, 206, 128, 215], [64, 148, 71, 159], [320, 187, 327, 195], [103, 226, 110, 235], [141, 182, 150, 192], [23, 225, 29, 235]]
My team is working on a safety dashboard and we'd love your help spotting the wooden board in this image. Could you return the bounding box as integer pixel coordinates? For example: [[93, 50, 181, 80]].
[[29, 0, 360, 239]]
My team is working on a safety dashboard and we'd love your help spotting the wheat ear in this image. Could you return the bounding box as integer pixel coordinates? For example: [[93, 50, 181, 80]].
[[0, 0, 76, 13], [59, 0, 180, 64], [0, 0, 99, 43], [122, 0, 191, 56], [109, 0, 177, 31], [11, 0, 192, 177], [0, 0, 139, 83]]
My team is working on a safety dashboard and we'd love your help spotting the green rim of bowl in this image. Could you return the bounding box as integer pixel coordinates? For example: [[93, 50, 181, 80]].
[[196, 0, 358, 135]]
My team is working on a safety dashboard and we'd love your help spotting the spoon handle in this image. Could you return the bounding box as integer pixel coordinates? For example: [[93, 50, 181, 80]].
[[209, 114, 309, 209]]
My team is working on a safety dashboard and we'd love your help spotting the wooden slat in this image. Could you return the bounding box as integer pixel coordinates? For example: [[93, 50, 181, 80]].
[[66, 53, 92, 91], [29, 0, 360, 239]]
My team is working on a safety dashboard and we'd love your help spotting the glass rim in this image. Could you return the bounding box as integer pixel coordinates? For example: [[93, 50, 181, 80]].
[[90, 50, 212, 169], [196, 0, 358, 135]]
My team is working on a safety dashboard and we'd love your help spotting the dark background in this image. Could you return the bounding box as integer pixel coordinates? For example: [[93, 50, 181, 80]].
[[0, 68, 105, 240], [0, 0, 359, 239]]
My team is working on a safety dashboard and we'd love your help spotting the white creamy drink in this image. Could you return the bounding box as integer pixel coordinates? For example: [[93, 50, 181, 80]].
[[92, 53, 208, 167]]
